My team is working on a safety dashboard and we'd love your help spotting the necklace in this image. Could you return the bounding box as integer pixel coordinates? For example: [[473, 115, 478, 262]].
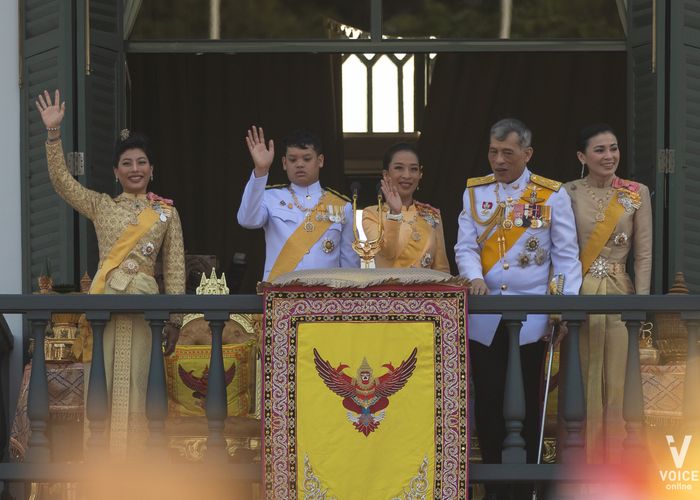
[[288, 187, 327, 232], [582, 178, 614, 223]]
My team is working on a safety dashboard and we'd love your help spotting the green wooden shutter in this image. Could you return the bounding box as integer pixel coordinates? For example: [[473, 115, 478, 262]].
[[21, 0, 78, 292], [627, 0, 667, 292], [76, 0, 125, 276], [667, 0, 700, 292]]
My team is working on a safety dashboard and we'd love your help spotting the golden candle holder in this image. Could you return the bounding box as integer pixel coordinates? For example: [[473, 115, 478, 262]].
[[351, 190, 384, 269]]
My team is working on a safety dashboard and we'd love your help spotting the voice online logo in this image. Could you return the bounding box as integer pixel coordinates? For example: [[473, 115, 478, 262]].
[[658, 435, 699, 492]]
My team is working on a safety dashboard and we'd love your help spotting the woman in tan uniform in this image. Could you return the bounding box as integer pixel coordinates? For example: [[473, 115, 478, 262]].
[[362, 143, 449, 272], [36, 90, 185, 456], [564, 123, 652, 463]]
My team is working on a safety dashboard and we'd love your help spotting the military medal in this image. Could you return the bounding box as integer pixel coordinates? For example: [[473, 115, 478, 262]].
[[321, 238, 335, 253], [502, 219, 513, 230], [303, 213, 314, 232], [513, 204, 524, 227], [517, 252, 530, 268], [140, 241, 155, 256], [534, 247, 548, 265], [279, 200, 286, 207], [613, 232, 629, 246], [481, 201, 493, 215], [525, 236, 540, 252]]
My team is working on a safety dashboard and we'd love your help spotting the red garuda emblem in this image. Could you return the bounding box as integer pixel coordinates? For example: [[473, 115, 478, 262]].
[[313, 347, 418, 436], [178, 363, 237, 406]]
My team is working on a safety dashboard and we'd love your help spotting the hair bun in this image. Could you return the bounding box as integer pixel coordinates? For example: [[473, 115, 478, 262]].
[[120, 128, 130, 140]]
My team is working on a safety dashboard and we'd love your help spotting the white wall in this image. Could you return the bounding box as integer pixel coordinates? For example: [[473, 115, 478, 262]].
[[0, 0, 24, 445]]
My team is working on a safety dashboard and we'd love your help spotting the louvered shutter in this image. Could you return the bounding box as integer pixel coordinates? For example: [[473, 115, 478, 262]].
[[667, 0, 700, 292], [76, 0, 124, 275], [20, 0, 77, 291]]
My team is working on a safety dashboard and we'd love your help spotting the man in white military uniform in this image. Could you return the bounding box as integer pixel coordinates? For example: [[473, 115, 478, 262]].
[[455, 118, 581, 499], [237, 126, 359, 281]]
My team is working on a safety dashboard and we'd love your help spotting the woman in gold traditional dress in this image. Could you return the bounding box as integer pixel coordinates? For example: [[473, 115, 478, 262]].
[[563, 123, 652, 463], [36, 90, 185, 456], [362, 143, 449, 272]]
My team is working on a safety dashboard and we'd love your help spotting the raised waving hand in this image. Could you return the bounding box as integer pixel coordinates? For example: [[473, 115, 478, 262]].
[[381, 174, 403, 215], [35, 89, 65, 136], [245, 125, 275, 178]]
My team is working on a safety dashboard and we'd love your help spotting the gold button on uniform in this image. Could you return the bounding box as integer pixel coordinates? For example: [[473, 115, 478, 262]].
[[503, 262, 510, 270], [500, 284, 508, 291]]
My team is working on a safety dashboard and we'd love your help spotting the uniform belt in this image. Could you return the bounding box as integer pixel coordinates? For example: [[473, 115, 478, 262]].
[[587, 256, 625, 279]]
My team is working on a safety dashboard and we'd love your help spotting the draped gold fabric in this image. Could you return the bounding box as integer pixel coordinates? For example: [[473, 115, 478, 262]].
[[564, 177, 652, 463], [46, 140, 185, 456]]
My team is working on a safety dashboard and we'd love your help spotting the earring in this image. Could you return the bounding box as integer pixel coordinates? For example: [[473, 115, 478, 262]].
[[150, 173, 154, 181], [115, 177, 119, 184], [416, 184, 420, 192], [580, 163, 586, 178]]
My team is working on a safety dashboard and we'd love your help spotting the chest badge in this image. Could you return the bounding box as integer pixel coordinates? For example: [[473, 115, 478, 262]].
[[321, 238, 335, 254]]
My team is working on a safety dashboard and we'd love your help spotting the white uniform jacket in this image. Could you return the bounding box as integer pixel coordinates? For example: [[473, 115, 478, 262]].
[[455, 168, 582, 346], [237, 172, 359, 280]]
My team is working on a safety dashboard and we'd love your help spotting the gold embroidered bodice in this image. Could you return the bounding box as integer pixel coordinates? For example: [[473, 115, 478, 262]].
[[46, 140, 185, 296], [564, 177, 652, 294], [362, 203, 450, 273]]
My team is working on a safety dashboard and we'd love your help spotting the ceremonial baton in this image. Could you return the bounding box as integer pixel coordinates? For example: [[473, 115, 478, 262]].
[[533, 275, 564, 500]]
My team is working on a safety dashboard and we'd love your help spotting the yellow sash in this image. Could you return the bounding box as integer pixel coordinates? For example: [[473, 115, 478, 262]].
[[580, 195, 625, 275], [480, 188, 554, 275], [394, 213, 431, 268], [90, 207, 160, 294], [267, 192, 345, 281]]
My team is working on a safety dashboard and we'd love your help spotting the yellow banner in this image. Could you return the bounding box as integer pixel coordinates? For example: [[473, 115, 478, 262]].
[[580, 195, 625, 275], [165, 342, 255, 417], [296, 321, 436, 500]]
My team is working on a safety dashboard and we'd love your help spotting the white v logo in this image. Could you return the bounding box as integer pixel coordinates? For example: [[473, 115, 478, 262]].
[[666, 435, 693, 469]]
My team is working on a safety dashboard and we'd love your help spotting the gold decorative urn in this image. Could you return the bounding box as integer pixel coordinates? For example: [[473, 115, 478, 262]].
[[655, 272, 689, 364]]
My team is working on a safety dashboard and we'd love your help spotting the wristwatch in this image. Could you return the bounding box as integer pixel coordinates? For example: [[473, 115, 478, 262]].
[[386, 212, 404, 222]]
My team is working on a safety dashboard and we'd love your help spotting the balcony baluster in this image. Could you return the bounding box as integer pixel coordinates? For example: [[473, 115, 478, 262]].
[[621, 312, 645, 456], [25, 313, 51, 463], [204, 312, 229, 462]]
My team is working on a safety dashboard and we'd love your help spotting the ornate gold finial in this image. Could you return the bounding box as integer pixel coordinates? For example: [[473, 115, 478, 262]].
[[668, 272, 689, 294], [195, 268, 229, 295], [119, 128, 130, 141]]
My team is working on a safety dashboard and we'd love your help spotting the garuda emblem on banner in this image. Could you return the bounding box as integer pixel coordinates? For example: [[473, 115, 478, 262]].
[[313, 347, 417, 436]]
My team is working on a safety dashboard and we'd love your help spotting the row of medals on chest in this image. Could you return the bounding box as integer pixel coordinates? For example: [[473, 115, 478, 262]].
[[125, 198, 170, 225], [485, 183, 551, 230], [284, 188, 345, 232]]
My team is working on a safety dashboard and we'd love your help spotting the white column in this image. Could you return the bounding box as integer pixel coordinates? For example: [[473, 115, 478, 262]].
[[0, 0, 24, 447]]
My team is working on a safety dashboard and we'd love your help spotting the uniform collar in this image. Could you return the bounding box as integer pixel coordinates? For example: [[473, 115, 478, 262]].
[[116, 192, 148, 202], [290, 180, 322, 196], [498, 167, 530, 191]]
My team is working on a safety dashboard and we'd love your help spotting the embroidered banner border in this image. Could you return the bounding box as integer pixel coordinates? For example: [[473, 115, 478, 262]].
[[262, 285, 468, 499]]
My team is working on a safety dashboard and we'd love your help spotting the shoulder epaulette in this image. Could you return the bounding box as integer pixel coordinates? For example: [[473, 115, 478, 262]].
[[415, 201, 441, 214], [265, 183, 288, 190], [612, 177, 641, 193], [467, 175, 495, 188], [530, 174, 562, 192], [146, 192, 174, 206], [325, 187, 351, 203]]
